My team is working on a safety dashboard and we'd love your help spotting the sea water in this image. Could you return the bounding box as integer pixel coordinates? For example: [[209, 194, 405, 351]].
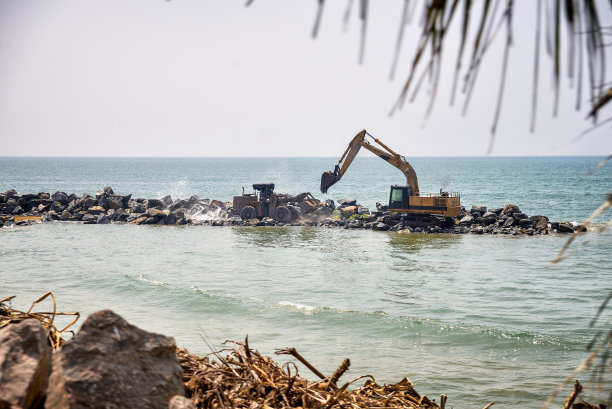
[[1, 156, 610, 408]]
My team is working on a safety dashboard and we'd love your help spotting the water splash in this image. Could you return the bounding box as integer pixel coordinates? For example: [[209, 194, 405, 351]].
[[191, 207, 226, 222], [156, 179, 192, 201]]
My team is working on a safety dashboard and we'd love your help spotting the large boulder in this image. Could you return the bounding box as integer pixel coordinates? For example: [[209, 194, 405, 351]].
[[107, 198, 123, 211], [0, 319, 52, 409], [502, 203, 521, 215], [458, 215, 474, 226], [51, 191, 69, 205], [470, 205, 487, 216], [340, 206, 358, 218], [146, 199, 164, 209], [161, 195, 173, 207], [45, 310, 184, 409], [337, 198, 357, 207]]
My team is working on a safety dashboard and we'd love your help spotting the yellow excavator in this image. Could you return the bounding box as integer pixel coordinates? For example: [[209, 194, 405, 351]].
[[320, 129, 461, 227]]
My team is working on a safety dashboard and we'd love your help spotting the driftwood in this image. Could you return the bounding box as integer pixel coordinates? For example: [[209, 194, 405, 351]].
[[177, 338, 440, 409], [0, 292, 80, 349]]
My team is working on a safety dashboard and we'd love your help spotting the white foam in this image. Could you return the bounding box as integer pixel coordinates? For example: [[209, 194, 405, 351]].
[[137, 274, 167, 286], [278, 300, 317, 314], [191, 207, 225, 221]]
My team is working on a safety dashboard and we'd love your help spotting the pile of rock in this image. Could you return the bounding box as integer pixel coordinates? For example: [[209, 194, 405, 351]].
[[454, 204, 579, 236], [0, 186, 228, 228], [317, 201, 583, 235], [0, 310, 191, 409], [0, 188, 583, 235]]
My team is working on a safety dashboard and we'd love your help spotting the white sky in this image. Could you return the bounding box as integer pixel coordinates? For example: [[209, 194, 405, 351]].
[[0, 0, 609, 157]]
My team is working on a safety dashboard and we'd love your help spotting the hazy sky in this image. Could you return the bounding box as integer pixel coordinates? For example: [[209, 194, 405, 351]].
[[0, 1, 609, 157]]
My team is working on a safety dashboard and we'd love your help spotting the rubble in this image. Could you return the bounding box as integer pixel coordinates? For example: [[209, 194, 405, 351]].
[[0, 187, 586, 235]]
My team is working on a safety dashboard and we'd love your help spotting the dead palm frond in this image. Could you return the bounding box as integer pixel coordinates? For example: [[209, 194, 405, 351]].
[[246, 0, 611, 152]]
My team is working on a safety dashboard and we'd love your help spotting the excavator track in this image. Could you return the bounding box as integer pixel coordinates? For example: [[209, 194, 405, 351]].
[[387, 213, 455, 229]]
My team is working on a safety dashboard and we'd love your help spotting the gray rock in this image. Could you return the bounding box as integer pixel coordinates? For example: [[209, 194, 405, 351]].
[[81, 214, 97, 223], [66, 200, 78, 213], [96, 214, 110, 224], [97, 196, 109, 210], [161, 195, 173, 207], [357, 206, 370, 215], [458, 215, 474, 226], [0, 319, 51, 409], [88, 206, 106, 215], [147, 208, 169, 218], [21, 193, 38, 201], [504, 217, 515, 227], [373, 222, 390, 231], [187, 195, 201, 206], [121, 194, 132, 207], [169, 200, 188, 212], [5, 189, 18, 199], [556, 221, 574, 233], [210, 199, 225, 209], [169, 396, 196, 409], [470, 205, 487, 216], [337, 198, 357, 207], [146, 199, 164, 209], [375, 202, 388, 212], [11, 205, 24, 215], [143, 217, 161, 225], [323, 199, 335, 210], [103, 186, 114, 195], [165, 213, 177, 225], [61, 210, 72, 220], [51, 191, 69, 204], [1, 204, 15, 214], [131, 203, 145, 213], [502, 203, 521, 215], [45, 310, 184, 409], [107, 199, 123, 211], [83, 197, 97, 209]]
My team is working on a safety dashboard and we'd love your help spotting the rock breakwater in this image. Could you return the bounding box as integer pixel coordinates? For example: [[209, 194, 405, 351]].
[[0, 187, 584, 235]]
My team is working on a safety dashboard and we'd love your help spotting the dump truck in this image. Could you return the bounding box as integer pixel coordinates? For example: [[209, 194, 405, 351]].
[[320, 129, 461, 227]]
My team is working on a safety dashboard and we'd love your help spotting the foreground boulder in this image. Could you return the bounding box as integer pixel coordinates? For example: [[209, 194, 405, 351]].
[[45, 310, 184, 409], [0, 319, 51, 409]]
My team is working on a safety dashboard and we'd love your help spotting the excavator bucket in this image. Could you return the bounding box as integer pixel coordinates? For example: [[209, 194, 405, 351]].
[[320, 171, 340, 194]]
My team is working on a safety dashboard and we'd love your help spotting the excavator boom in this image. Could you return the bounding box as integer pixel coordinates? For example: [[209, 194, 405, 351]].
[[320, 130, 420, 195]]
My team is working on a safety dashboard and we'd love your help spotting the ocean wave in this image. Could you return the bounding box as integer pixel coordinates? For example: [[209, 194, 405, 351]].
[[119, 277, 577, 350], [124, 273, 168, 287]]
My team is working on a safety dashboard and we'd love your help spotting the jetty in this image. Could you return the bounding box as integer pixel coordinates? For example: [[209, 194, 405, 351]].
[[0, 186, 584, 235]]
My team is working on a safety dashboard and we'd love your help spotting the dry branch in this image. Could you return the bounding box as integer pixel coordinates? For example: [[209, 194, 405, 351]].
[[0, 292, 80, 349], [179, 339, 439, 409]]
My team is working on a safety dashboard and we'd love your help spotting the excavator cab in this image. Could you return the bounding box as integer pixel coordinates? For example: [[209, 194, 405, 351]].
[[388, 185, 412, 211]]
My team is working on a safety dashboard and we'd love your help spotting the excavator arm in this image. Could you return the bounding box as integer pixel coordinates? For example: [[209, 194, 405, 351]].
[[320, 130, 420, 195]]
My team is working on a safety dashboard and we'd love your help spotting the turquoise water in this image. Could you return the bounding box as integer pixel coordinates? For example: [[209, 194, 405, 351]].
[[1, 157, 611, 407]]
